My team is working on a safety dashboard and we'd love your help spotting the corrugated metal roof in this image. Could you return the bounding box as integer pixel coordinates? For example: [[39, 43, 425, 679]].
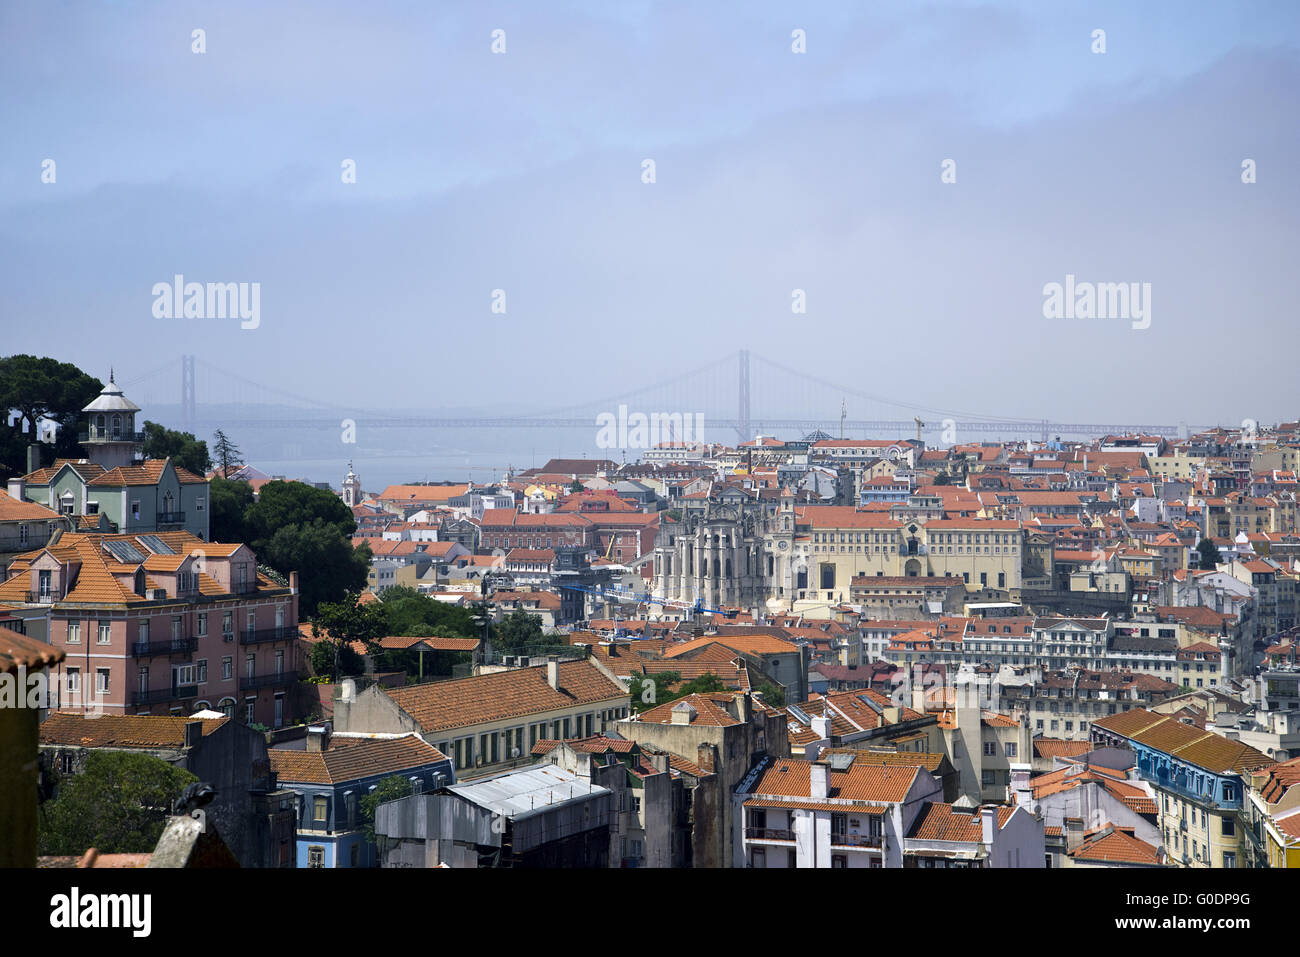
[[448, 764, 610, 821]]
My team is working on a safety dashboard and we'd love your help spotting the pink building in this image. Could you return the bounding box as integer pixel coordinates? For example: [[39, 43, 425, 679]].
[[0, 531, 299, 726]]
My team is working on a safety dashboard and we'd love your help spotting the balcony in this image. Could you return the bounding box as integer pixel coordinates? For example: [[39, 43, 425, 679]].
[[131, 684, 199, 707], [745, 827, 794, 842], [239, 670, 299, 692], [156, 511, 187, 526], [240, 627, 298, 646], [79, 428, 146, 443], [24, 591, 54, 604], [832, 832, 884, 849], [132, 637, 198, 657]]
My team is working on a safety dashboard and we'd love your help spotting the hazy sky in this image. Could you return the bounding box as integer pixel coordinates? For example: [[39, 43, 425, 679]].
[[2, 1, 1298, 428]]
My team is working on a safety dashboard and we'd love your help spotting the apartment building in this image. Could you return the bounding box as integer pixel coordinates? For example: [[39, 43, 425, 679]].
[[734, 752, 943, 867], [269, 728, 454, 868], [333, 658, 631, 780], [1091, 708, 1275, 869], [0, 530, 300, 726]]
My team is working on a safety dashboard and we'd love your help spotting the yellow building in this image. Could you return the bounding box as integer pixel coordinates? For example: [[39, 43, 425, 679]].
[[797, 507, 1024, 604]]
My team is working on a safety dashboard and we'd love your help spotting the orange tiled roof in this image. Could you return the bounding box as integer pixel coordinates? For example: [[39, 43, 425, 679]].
[[0, 625, 66, 675], [1069, 826, 1163, 866], [0, 490, 62, 521], [382, 659, 628, 734], [1093, 708, 1274, 774], [747, 755, 921, 804], [907, 803, 1016, 842], [39, 711, 226, 748], [268, 734, 447, 785]]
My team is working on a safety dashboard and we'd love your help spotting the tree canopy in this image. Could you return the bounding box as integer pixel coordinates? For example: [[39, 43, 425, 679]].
[[142, 420, 211, 475], [211, 428, 243, 477], [38, 751, 198, 855], [0, 355, 102, 478], [361, 774, 414, 844]]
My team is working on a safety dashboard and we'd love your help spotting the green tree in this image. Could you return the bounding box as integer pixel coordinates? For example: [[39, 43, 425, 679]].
[[677, 672, 727, 696], [1197, 538, 1223, 570], [934, 471, 951, 486], [569, 479, 583, 493], [755, 679, 785, 707], [312, 593, 386, 652], [211, 428, 243, 477], [0, 355, 102, 477], [262, 522, 370, 617], [244, 480, 356, 550], [38, 751, 198, 855], [360, 774, 414, 844], [208, 476, 254, 544], [378, 586, 478, 639], [141, 420, 211, 475], [309, 637, 365, 679], [494, 608, 545, 652], [628, 671, 681, 713]]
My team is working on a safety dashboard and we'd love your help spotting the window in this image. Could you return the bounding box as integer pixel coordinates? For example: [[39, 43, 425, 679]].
[[131, 500, 141, 521], [244, 698, 256, 723], [983, 741, 996, 757], [197, 613, 207, 637], [96, 668, 109, 693], [1221, 817, 1235, 837], [97, 620, 111, 644], [222, 656, 233, 680], [67, 622, 80, 644], [66, 668, 80, 692], [223, 612, 233, 638], [308, 846, 325, 869], [1004, 742, 1017, 758], [1222, 852, 1236, 868], [196, 659, 207, 683]]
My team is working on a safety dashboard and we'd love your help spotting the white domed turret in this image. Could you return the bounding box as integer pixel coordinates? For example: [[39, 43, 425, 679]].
[[81, 369, 143, 468], [342, 461, 362, 507]]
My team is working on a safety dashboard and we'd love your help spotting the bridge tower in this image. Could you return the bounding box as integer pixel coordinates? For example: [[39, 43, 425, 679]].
[[737, 349, 751, 444], [181, 355, 196, 429]]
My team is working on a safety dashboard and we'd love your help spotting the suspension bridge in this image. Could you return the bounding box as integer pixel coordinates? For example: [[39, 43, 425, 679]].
[[115, 352, 1189, 445]]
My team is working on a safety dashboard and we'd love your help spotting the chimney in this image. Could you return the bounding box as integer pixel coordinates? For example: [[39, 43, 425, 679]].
[[696, 743, 716, 774], [7, 477, 25, 499], [26, 444, 40, 475], [289, 571, 299, 594], [811, 714, 831, 741], [183, 720, 203, 749], [306, 725, 330, 753], [810, 760, 830, 800], [733, 691, 751, 723], [910, 680, 926, 714], [546, 657, 559, 690], [981, 806, 996, 845]]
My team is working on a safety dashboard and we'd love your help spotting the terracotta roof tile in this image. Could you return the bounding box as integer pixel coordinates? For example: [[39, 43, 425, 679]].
[[382, 659, 628, 734], [268, 734, 448, 785]]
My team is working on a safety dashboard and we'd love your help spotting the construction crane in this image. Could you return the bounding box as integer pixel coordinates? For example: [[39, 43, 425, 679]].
[[914, 417, 925, 442]]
